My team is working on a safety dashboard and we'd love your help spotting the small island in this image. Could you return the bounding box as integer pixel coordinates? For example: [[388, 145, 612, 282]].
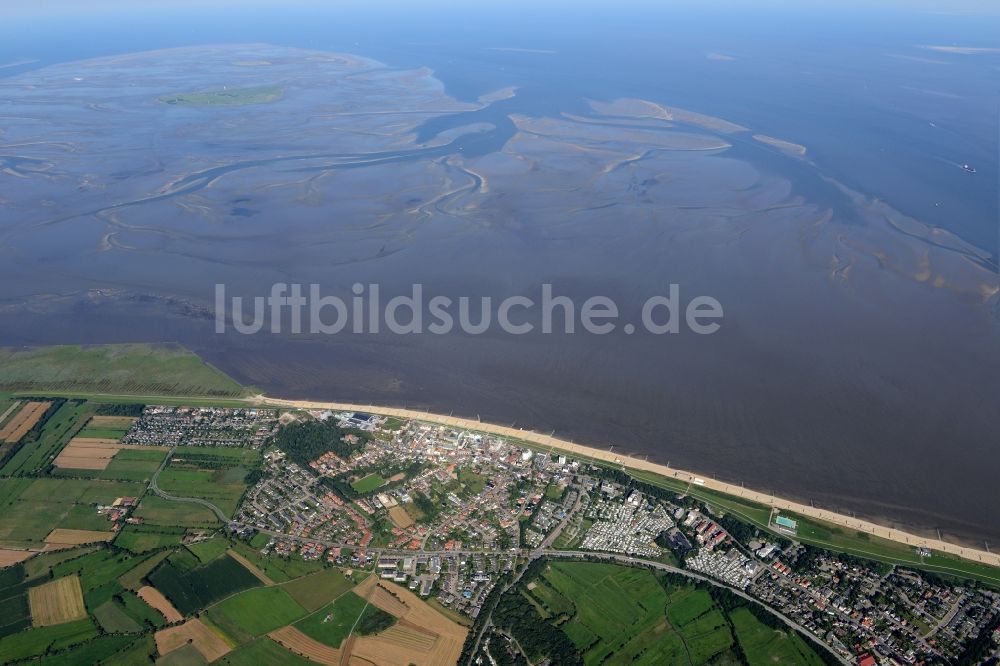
[[158, 84, 283, 107]]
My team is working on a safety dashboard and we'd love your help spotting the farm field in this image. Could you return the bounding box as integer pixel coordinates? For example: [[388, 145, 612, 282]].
[[0, 401, 51, 443], [118, 550, 171, 589], [269, 626, 342, 665], [0, 344, 247, 397], [53, 438, 122, 470], [23, 545, 99, 579], [100, 634, 156, 665], [156, 446, 260, 517], [508, 561, 827, 665], [114, 524, 187, 553], [228, 541, 326, 583], [92, 598, 143, 633], [351, 579, 466, 666], [545, 562, 693, 664], [147, 552, 262, 615], [0, 399, 19, 426], [133, 494, 221, 529], [294, 590, 371, 648], [0, 549, 36, 567], [0, 477, 143, 547], [215, 636, 319, 666], [35, 633, 135, 665], [206, 586, 308, 643], [730, 607, 825, 666], [186, 537, 230, 564], [225, 548, 274, 584], [88, 415, 138, 429], [155, 618, 232, 662], [0, 564, 32, 639], [98, 447, 169, 481], [28, 575, 87, 626], [51, 548, 157, 595], [137, 585, 184, 623], [0, 400, 90, 476], [281, 567, 354, 612], [0, 618, 97, 664]]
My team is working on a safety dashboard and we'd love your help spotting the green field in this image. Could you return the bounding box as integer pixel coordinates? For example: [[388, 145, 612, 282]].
[[0, 477, 142, 546], [93, 599, 143, 633], [37, 633, 136, 666], [159, 84, 284, 107], [206, 586, 308, 643], [98, 447, 169, 481], [114, 524, 187, 553], [0, 618, 97, 664], [0, 344, 247, 397], [229, 541, 326, 583], [132, 494, 221, 529], [52, 548, 156, 593], [350, 473, 386, 494], [147, 553, 262, 615], [551, 561, 730, 665], [294, 591, 373, 648], [730, 607, 824, 665], [1, 400, 91, 476], [507, 560, 828, 666], [155, 642, 206, 666], [457, 468, 487, 495], [281, 567, 354, 612], [99, 634, 156, 665], [186, 537, 231, 564], [215, 636, 318, 666], [156, 447, 260, 518], [0, 564, 32, 639], [23, 545, 100, 579]]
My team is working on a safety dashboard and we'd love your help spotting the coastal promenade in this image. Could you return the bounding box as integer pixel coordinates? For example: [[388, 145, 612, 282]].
[[256, 395, 1000, 569]]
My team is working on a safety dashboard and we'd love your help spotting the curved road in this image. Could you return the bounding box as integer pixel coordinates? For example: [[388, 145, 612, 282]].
[[148, 445, 231, 523]]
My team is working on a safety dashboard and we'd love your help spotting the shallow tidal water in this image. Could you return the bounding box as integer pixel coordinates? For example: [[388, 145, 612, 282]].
[[1, 3, 999, 545]]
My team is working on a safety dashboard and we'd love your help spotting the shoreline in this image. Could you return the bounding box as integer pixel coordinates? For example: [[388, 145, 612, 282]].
[[256, 395, 1000, 570]]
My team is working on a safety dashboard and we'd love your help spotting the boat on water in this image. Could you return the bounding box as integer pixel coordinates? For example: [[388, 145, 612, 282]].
[[962, 163, 976, 173]]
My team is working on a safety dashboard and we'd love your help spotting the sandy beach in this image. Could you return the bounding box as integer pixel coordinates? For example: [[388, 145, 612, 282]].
[[257, 395, 1000, 569]]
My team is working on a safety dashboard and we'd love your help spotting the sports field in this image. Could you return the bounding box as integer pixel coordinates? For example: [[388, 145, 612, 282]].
[[351, 473, 386, 493]]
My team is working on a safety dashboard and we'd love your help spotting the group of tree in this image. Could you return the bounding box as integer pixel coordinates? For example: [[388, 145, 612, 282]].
[[272, 417, 370, 468], [491, 590, 582, 665], [95, 403, 145, 416]]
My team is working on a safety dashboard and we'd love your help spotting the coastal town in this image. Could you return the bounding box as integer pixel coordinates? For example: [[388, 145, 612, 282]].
[[110, 405, 1000, 665]]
